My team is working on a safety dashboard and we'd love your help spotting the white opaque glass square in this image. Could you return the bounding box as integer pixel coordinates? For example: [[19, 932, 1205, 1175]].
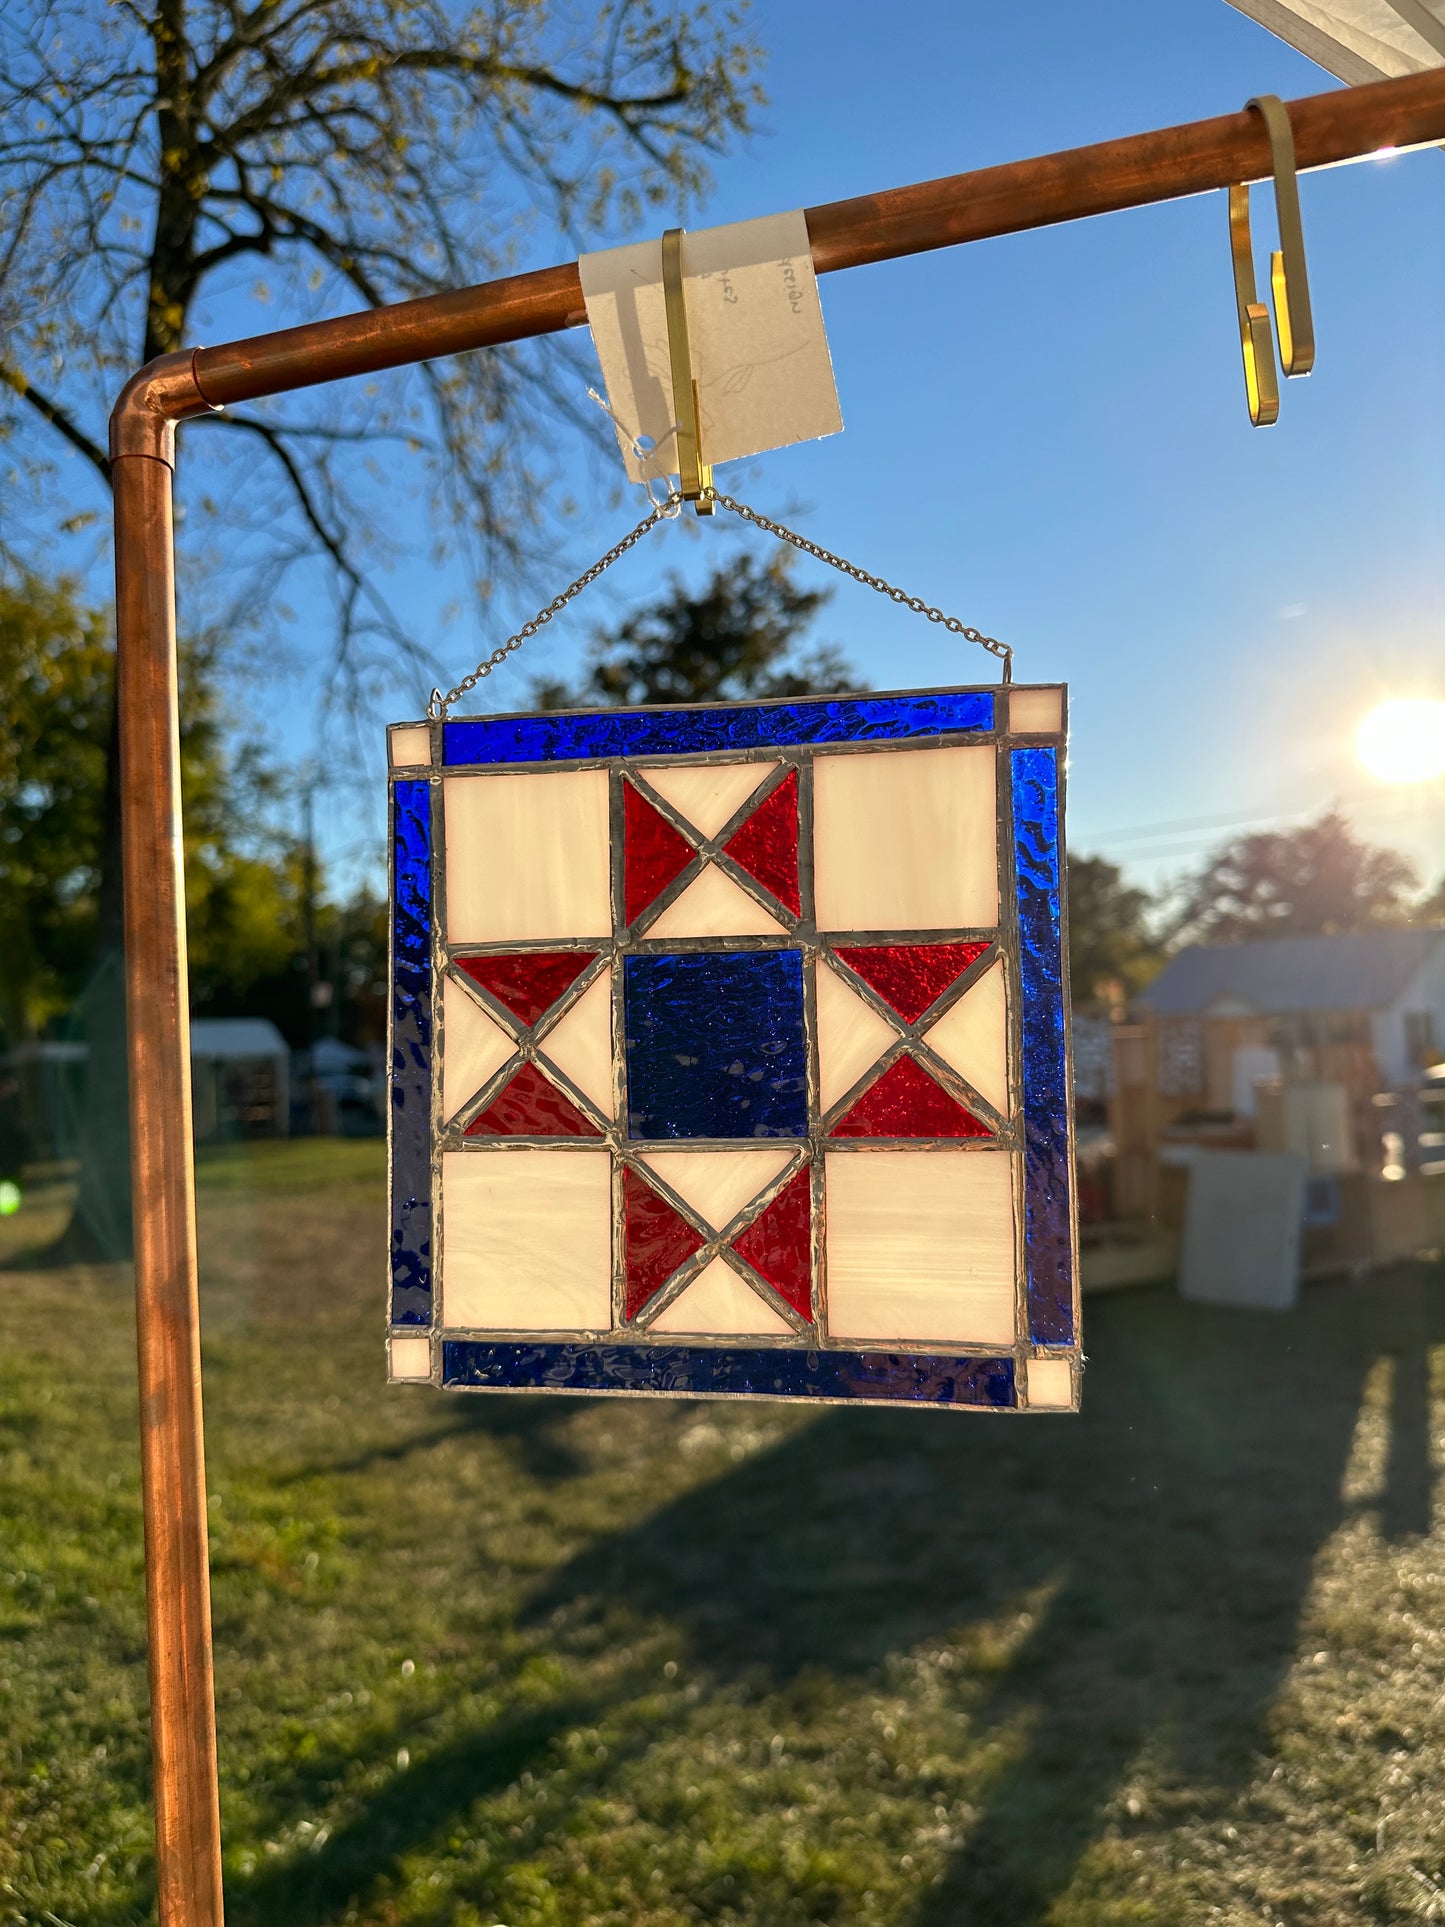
[[388, 723, 432, 768], [824, 1148, 1017, 1345], [813, 745, 998, 932], [1026, 1356, 1074, 1408], [444, 770, 611, 941], [441, 1148, 612, 1330], [388, 1333, 433, 1380], [1007, 687, 1064, 735]]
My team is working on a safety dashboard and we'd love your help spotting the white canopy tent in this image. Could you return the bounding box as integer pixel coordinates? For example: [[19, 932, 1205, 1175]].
[[1224, 0, 1445, 83]]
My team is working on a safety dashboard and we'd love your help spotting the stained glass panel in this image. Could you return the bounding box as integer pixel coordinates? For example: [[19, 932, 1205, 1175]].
[[390, 682, 1079, 1410]]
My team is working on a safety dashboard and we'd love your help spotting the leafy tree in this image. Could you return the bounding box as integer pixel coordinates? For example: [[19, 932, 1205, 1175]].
[[1, 0, 759, 1249], [1170, 810, 1419, 944], [0, 578, 113, 1046], [1065, 854, 1161, 1005], [530, 550, 863, 708], [0, 575, 311, 1250], [175, 638, 311, 1013], [193, 881, 390, 1052]]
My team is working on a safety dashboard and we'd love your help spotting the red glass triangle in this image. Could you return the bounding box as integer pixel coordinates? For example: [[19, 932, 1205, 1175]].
[[731, 1167, 812, 1320], [830, 1053, 992, 1139], [722, 770, 800, 915], [625, 780, 697, 925], [456, 952, 597, 1028], [833, 941, 990, 1024], [624, 1166, 705, 1319], [464, 1061, 601, 1138]]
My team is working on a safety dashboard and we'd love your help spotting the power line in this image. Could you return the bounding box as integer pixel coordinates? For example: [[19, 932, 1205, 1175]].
[[1076, 782, 1445, 858]]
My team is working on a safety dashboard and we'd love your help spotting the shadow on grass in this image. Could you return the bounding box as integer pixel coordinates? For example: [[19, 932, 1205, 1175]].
[[297, 1391, 591, 1484], [1379, 1269, 1439, 1541], [523, 1265, 1444, 1926], [220, 1266, 1440, 1927], [225, 1696, 600, 1927]]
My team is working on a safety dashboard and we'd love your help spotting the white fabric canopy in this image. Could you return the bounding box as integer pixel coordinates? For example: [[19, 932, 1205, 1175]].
[[1223, 0, 1445, 82]]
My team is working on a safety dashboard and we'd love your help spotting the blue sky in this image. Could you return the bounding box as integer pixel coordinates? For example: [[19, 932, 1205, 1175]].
[[197, 0, 1445, 896]]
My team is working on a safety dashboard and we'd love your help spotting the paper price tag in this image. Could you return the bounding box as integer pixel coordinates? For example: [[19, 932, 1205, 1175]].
[[580, 209, 843, 484]]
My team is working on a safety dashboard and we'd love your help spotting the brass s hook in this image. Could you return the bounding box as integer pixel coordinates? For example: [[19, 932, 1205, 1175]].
[[661, 226, 715, 516], [1229, 183, 1280, 427], [1229, 94, 1316, 426]]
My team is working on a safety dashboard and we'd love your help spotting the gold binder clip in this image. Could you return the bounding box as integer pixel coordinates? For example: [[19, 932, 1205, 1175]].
[[1229, 94, 1315, 427], [661, 226, 714, 515]]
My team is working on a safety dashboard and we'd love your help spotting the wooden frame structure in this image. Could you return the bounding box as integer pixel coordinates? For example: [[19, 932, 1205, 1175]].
[[108, 68, 1445, 1925]]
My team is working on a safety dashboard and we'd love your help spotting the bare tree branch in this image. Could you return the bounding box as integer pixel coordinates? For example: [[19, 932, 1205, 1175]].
[[0, 0, 763, 703], [0, 361, 112, 483]]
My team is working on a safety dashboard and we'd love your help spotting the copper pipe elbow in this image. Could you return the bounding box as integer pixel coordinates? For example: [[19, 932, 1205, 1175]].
[[109, 349, 222, 468]]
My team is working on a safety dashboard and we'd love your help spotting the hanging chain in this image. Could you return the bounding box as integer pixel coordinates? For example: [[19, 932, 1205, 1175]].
[[708, 491, 1012, 683], [427, 492, 683, 718], [428, 486, 1010, 718]]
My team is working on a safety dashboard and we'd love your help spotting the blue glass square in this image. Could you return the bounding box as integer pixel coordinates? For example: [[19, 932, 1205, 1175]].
[[624, 950, 807, 1140]]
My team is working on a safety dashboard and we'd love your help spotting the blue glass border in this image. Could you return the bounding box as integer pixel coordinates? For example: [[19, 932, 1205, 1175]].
[[443, 1341, 1016, 1406], [1011, 746, 1075, 1345], [443, 689, 994, 766], [390, 779, 433, 1323]]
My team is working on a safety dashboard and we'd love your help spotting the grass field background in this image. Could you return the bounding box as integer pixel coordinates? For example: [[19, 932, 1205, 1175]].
[[2, 1140, 1443, 1925]]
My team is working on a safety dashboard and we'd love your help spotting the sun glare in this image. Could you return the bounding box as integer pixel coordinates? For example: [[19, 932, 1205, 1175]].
[[1356, 698, 1445, 786]]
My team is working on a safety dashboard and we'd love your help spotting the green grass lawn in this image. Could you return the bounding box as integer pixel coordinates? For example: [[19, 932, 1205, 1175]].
[[2, 1141, 1443, 1926]]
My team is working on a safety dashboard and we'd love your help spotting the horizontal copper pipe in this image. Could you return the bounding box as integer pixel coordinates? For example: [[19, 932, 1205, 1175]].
[[192, 65, 1445, 411]]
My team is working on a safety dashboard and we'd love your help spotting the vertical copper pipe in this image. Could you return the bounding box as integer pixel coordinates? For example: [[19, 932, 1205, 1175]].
[[113, 440, 225, 1927]]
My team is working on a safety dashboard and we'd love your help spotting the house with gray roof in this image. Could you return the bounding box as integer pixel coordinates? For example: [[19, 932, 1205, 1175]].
[[1138, 928, 1445, 1088]]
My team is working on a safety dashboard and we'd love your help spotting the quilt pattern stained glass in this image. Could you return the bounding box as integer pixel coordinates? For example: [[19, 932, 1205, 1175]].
[[385, 684, 1079, 1412]]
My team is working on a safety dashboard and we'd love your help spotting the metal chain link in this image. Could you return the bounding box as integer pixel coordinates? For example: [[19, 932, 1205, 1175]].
[[709, 490, 1012, 683], [427, 491, 684, 718], [428, 485, 1010, 717]]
